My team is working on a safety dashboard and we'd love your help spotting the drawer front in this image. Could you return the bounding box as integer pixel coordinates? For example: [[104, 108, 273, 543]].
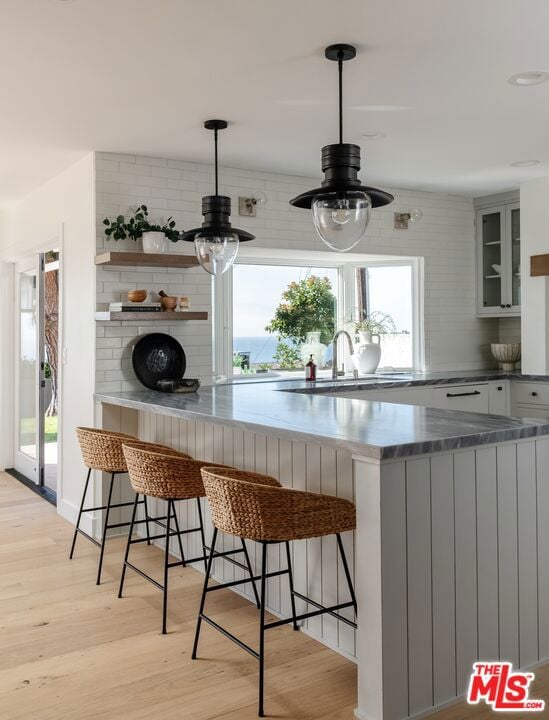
[[513, 382, 549, 406], [433, 384, 489, 413], [327, 387, 434, 406], [514, 403, 549, 420]]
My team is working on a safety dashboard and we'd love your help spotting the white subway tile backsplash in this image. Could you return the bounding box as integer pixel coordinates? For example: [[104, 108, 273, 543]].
[[151, 166, 183, 180]]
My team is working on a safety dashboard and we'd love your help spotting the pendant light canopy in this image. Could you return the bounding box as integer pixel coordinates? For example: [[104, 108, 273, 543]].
[[181, 120, 254, 275], [289, 44, 394, 252]]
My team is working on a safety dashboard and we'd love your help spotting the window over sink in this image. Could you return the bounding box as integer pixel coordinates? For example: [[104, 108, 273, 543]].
[[213, 249, 423, 381]]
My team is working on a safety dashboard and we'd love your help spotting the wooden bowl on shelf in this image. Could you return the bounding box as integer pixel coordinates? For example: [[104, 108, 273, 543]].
[[160, 295, 178, 311], [127, 289, 147, 303]]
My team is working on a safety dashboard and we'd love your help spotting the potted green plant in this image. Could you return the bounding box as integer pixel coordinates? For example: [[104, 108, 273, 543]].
[[353, 311, 397, 374], [354, 310, 396, 337], [232, 353, 245, 376], [102, 205, 180, 253]]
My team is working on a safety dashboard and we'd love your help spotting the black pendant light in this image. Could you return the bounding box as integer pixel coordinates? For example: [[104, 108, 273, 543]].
[[289, 44, 393, 252], [181, 120, 254, 275]]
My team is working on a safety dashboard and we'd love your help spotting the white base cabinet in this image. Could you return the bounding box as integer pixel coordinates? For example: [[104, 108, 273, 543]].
[[512, 381, 549, 419], [327, 381, 510, 415]]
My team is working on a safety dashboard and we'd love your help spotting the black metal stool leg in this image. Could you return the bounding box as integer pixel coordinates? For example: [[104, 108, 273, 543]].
[[196, 498, 208, 573], [241, 538, 261, 609], [118, 493, 140, 598], [143, 495, 151, 546], [170, 500, 186, 567], [161, 500, 172, 634], [285, 541, 299, 631], [258, 542, 268, 718], [69, 468, 91, 559], [336, 533, 357, 614], [192, 527, 218, 659], [96, 472, 116, 585]]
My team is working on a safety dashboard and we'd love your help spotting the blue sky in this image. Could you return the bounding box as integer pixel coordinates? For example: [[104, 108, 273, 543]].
[[232, 262, 412, 337]]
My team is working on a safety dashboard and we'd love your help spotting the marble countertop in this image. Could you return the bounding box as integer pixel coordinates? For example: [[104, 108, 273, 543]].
[[95, 370, 549, 460], [232, 369, 549, 393]]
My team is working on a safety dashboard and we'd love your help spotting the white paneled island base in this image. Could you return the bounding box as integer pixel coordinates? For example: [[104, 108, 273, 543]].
[[96, 389, 549, 720], [355, 440, 549, 719]]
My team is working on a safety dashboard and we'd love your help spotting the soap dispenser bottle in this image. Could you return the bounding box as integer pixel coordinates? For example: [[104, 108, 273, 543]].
[[305, 354, 317, 381]]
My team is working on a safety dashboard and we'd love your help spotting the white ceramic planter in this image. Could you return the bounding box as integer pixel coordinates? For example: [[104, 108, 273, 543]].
[[353, 331, 382, 374], [142, 231, 168, 254]]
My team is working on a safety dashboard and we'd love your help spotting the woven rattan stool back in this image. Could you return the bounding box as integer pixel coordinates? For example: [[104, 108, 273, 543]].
[[201, 466, 356, 542], [123, 445, 230, 500]]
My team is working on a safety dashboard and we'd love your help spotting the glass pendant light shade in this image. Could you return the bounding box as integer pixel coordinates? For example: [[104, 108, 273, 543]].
[[194, 232, 239, 276], [289, 45, 393, 249], [181, 120, 254, 267], [312, 192, 371, 251]]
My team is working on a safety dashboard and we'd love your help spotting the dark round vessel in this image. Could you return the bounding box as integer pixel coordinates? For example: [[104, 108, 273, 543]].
[[132, 333, 186, 390]]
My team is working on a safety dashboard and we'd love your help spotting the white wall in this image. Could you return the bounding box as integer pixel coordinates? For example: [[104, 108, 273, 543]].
[[0, 261, 14, 470], [0, 153, 96, 522], [95, 151, 497, 392], [520, 177, 549, 374]]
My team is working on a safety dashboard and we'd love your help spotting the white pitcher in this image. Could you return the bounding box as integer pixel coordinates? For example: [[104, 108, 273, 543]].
[[353, 331, 381, 374]]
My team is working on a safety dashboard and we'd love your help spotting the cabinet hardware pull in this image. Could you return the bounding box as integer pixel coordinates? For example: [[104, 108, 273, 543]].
[[497, 386, 503, 391], [531, 391, 538, 397], [446, 390, 481, 398]]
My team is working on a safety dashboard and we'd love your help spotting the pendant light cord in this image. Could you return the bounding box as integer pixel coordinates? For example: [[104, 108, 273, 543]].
[[338, 51, 343, 144], [214, 128, 219, 196]]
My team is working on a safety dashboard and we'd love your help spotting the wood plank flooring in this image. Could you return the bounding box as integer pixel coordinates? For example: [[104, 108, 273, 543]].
[[1, 472, 548, 720]]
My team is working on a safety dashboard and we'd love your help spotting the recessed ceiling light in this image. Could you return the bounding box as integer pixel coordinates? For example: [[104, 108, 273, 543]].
[[508, 71, 549, 86], [510, 159, 541, 167], [362, 131, 386, 140]]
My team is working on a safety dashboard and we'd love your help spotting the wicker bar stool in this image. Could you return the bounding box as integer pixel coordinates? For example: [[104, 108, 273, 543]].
[[193, 467, 357, 717], [71, 427, 186, 585], [120, 445, 260, 634]]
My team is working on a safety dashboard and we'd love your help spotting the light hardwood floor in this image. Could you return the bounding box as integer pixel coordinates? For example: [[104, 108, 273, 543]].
[[0, 472, 547, 720]]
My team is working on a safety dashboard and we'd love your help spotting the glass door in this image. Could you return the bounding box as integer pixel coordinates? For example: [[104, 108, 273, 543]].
[[14, 250, 59, 497], [15, 259, 42, 483], [43, 250, 60, 493], [478, 207, 506, 313]]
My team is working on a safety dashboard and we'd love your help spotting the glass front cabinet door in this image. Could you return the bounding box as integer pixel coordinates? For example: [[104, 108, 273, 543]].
[[476, 203, 520, 316]]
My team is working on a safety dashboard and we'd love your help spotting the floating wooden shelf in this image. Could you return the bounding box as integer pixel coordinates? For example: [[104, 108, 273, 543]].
[[95, 311, 208, 322], [531, 255, 549, 277], [95, 251, 200, 268]]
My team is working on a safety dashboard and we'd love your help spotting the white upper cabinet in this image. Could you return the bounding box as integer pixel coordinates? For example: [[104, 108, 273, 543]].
[[476, 200, 520, 316]]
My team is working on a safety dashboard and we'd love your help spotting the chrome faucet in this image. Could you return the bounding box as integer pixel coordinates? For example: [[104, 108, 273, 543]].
[[331, 330, 355, 380]]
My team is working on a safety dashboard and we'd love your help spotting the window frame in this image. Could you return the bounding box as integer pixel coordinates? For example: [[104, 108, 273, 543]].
[[213, 248, 424, 380]]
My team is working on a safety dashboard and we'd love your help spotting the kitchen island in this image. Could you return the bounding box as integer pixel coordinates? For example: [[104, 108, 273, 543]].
[[96, 373, 549, 720]]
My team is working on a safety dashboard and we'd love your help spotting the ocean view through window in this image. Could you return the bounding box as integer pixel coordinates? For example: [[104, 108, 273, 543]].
[[232, 263, 339, 378], [217, 254, 422, 381]]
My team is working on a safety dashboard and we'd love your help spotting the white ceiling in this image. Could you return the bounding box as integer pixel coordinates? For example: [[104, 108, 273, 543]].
[[2, 0, 549, 206]]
